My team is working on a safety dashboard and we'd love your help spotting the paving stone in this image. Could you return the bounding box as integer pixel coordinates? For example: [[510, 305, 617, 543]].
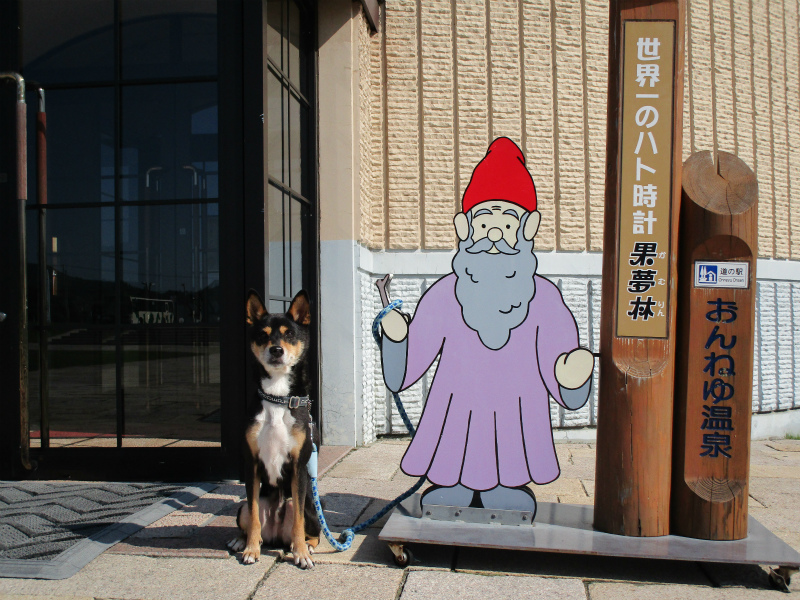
[[530, 477, 586, 497], [379, 436, 413, 445], [108, 515, 239, 559], [699, 562, 775, 589], [320, 476, 425, 503], [400, 570, 587, 600], [749, 477, 800, 507], [568, 445, 597, 458], [254, 563, 403, 600], [0, 554, 271, 600], [764, 440, 800, 453], [587, 582, 789, 599], [319, 493, 373, 528], [456, 548, 712, 585], [318, 445, 353, 476], [748, 465, 800, 479], [557, 494, 593, 505], [326, 443, 407, 480], [558, 457, 597, 480], [311, 527, 453, 570], [0, 595, 96, 600]]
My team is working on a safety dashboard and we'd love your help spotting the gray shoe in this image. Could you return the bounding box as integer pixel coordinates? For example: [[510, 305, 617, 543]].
[[420, 483, 475, 507], [480, 485, 537, 517]]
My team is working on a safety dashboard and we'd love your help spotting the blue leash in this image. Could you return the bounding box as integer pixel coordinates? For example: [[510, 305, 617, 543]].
[[310, 299, 426, 551]]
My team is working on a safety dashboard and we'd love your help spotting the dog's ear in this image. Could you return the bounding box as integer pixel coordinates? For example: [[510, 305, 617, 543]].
[[246, 289, 268, 325], [287, 290, 311, 326]]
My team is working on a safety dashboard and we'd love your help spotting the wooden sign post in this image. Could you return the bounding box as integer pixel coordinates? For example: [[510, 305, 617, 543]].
[[671, 151, 757, 540], [594, 0, 685, 536]]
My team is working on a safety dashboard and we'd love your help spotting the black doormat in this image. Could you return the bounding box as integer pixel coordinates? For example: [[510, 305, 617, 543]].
[[0, 481, 216, 579]]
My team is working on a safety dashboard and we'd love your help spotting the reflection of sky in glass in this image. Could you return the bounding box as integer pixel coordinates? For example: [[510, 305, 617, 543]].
[[101, 210, 115, 282], [101, 142, 115, 203], [191, 106, 217, 134]]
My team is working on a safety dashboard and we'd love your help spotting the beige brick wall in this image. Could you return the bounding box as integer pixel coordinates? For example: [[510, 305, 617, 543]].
[[357, 0, 800, 258]]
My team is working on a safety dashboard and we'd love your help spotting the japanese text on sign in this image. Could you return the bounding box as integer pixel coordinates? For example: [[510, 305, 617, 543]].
[[616, 22, 676, 338], [700, 298, 738, 459]]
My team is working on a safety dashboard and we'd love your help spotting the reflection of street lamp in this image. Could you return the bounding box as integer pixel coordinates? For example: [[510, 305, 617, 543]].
[[179, 284, 186, 323]]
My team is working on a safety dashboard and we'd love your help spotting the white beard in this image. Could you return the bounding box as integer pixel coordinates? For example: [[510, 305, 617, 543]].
[[452, 214, 538, 350]]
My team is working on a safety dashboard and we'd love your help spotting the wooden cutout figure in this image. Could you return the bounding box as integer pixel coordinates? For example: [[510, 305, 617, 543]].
[[379, 138, 594, 518]]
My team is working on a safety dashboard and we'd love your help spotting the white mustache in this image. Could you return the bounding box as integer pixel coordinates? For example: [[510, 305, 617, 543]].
[[465, 237, 519, 255]]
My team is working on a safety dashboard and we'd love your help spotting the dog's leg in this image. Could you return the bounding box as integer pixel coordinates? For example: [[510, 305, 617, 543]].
[[303, 484, 321, 552], [242, 460, 263, 564], [290, 459, 314, 568], [227, 504, 248, 552]]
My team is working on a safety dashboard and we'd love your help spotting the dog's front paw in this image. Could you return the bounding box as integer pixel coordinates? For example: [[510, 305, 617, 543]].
[[227, 535, 246, 553], [291, 542, 314, 569], [242, 542, 262, 565]]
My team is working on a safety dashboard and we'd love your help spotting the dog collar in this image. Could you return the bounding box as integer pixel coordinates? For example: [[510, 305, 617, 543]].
[[258, 388, 311, 409]]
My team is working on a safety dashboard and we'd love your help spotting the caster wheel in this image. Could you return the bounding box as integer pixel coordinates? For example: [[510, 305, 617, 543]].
[[393, 548, 413, 567]]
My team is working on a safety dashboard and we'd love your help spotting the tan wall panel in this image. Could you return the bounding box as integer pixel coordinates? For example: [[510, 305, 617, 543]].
[[522, 0, 556, 251], [752, 0, 775, 258], [712, 0, 735, 153], [585, 0, 608, 252], [786, 0, 800, 259], [770, 0, 790, 259], [358, 10, 386, 249], [732, 0, 755, 168], [488, 0, 523, 141], [554, 0, 587, 250], [682, 10, 692, 163], [455, 1, 490, 210], [421, 0, 457, 249], [386, 0, 421, 249], [689, 0, 714, 154]]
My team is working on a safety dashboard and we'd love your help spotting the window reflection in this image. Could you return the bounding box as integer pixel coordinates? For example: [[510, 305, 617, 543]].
[[121, 0, 217, 80], [23, 0, 114, 85], [121, 204, 220, 326], [24, 207, 117, 326], [122, 83, 218, 202], [26, 88, 115, 205]]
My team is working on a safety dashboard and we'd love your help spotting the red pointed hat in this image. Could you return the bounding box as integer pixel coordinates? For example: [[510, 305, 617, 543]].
[[462, 137, 537, 214]]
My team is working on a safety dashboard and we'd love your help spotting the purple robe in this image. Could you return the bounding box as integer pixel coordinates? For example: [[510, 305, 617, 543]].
[[396, 273, 580, 490]]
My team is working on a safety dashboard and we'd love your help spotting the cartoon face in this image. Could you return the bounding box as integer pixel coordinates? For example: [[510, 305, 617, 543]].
[[453, 201, 541, 253], [469, 200, 525, 252]]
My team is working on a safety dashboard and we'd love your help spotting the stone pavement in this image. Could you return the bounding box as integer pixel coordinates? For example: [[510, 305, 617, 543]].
[[0, 438, 799, 599]]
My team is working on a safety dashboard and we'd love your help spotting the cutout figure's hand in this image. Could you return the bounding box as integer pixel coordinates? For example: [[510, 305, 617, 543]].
[[555, 348, 594, 390], [382, 309, 409, 342]]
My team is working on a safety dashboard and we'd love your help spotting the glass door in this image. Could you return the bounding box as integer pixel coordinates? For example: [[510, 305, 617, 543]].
[[21, 0, 223, 460]]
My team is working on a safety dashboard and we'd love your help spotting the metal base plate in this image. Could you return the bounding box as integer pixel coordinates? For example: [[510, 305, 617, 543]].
[[379, 494, 800, 568], [421, 504, 534, 526]]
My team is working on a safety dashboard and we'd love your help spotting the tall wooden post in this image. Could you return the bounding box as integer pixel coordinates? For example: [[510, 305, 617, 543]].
[[594, 0, 685, 536], [671, 151, 757, 540]]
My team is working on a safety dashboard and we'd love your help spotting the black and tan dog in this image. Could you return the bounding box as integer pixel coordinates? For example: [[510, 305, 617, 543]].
[[227, 289, 321, 568]]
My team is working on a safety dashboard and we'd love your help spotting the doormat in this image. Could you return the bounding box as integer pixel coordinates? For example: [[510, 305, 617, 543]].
[[0, 481, 216, 580]]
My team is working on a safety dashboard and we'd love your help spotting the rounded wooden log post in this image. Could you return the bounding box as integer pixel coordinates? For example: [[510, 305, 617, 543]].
[[594, 0, 685, 537], [671, 150, 757, 540]]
